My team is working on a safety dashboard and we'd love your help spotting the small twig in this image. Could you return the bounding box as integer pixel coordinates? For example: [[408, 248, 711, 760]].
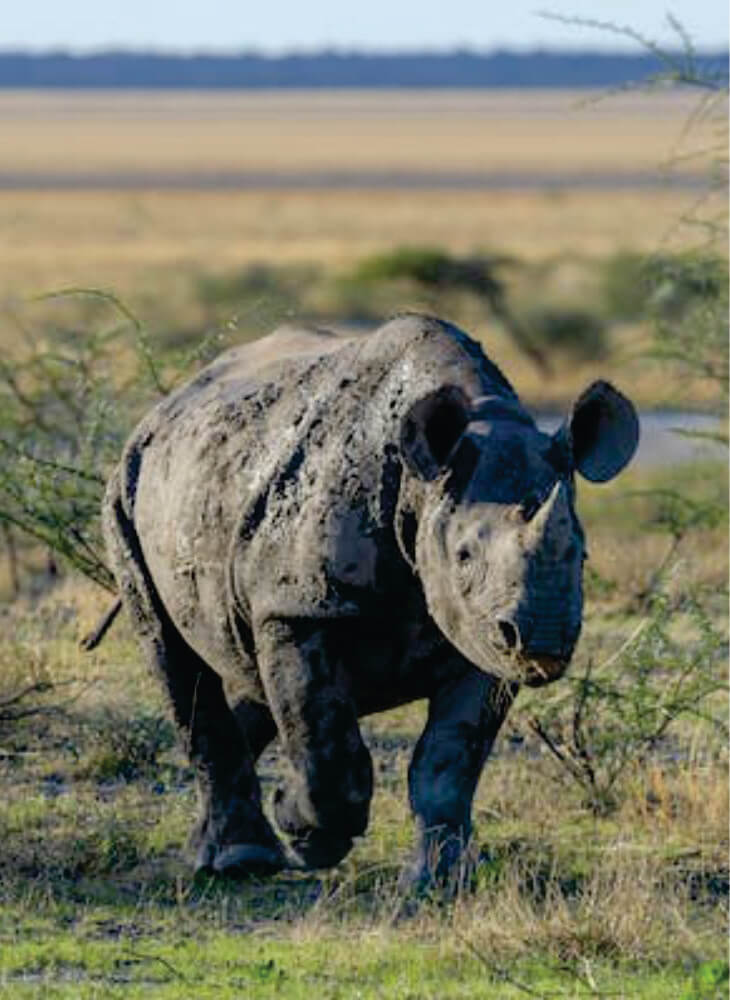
[[455, 932, 625, 997], [454, 931, 548, 997], [34, 288, 168, 397], [0, 357, 53, 433], [0, 677, 90, 723], [594, 618, 649, 674], [555, 959, 604, 996], [528, 716, 585, 785], [580, 957, 599, 994], [0, 704, 63, 723], [1, 521, 19, 599], [80, 597, 123, 651], [122, 949, 188, 983], [69, 527, 113, 580], [0, 437, 106, 485], [572, 660, 597, 791], [0, 680, 54, 712]]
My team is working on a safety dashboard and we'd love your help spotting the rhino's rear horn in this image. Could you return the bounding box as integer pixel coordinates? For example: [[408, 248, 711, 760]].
[[400, 385, 470, 481]]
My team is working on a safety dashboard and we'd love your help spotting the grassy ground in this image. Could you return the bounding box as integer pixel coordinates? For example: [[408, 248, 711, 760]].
[[0, 462, 727, 998]]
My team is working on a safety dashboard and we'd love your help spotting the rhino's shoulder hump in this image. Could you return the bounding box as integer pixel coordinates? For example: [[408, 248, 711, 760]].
[[366, 313, 518, 401]]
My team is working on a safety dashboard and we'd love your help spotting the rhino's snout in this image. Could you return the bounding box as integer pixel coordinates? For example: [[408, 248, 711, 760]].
[[490, 613, 578, 687], [492, 613, 574, 658]]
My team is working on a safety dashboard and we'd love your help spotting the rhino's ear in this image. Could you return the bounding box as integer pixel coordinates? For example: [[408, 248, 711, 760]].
[[400, 385, 470, 480], [562, 380, 640, 483]]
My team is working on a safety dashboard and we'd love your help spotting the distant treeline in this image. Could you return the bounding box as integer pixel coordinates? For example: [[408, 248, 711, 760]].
[[1, 48, 727, 89]]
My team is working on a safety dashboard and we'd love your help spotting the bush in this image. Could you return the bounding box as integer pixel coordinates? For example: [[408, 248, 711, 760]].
[[600, 248, 728, 335], [348, 247, 551, 372], [599, 251, 653, 321], [0, 290, 232, 592], [523, 587, 728, 815], [0, 294, 154, 591], [648, 252, 729, 392], [524, 306, 609, 361], [82, 710, 177, 782]]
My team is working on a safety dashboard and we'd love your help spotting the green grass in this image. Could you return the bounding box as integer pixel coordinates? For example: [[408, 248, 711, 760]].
[[2, 913, 723, 999]]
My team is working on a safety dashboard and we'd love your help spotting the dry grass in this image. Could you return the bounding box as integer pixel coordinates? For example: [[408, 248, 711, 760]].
[[1, 581, 726, 982], [5, 179, 720, 413], [0, 188, 706, 301], [0, 89, 712, 177], [1, 88, 724, 419], [2, 87, 723, 302]]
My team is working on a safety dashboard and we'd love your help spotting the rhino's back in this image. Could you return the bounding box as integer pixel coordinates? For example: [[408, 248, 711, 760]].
[[118, 315, 517, 674], [177, 323, 349, 397]]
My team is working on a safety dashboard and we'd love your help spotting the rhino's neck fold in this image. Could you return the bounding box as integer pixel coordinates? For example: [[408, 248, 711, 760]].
[[394, 475, 432, 575]]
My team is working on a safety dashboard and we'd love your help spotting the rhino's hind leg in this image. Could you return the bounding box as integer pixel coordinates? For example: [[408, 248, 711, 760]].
[[405, 667, 516, 892], [104, 484, 286, 877]]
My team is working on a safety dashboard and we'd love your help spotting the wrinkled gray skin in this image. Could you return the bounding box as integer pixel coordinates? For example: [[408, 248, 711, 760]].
[[103, 314, 639, 887]]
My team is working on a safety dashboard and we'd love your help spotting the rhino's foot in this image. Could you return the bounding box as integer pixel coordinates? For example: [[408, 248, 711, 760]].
[[194, 841, 288, 878], [272, 784, 358, 870], [288, 829, 353, 871], [399, 830, 478, 898], [191, 803, 289, 878]]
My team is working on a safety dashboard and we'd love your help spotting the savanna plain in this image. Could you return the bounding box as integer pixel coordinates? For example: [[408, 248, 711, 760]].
[[0, 89, 727, 998]]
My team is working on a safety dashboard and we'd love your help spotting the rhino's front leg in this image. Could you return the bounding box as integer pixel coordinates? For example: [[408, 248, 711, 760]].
[[255, 618, 374, 869], [406, 666, 516, 891]]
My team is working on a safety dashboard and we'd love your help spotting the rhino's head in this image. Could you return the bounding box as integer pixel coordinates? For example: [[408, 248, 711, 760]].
[[399, 381, 639, 686]]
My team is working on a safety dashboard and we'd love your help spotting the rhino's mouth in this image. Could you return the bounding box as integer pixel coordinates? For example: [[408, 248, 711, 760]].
[[487, 650, 570, 687], [520, 654, 570, 687], [452, 626, 572, 687]]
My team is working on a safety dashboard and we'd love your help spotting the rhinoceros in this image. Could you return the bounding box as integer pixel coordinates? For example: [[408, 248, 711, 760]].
[[103, 314, 638, 885]]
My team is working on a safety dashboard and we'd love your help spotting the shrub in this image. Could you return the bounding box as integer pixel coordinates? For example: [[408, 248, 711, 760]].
[[522, 588, 728, 815], [0, 290, 233, 592], [82, 710, 177, 782], [599, 250, 653, 321], [350, 246, 555, 373], [648, 252, 729, 392], [524, 306, 609, 361]]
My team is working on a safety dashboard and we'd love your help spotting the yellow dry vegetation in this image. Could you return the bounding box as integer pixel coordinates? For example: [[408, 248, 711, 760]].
[[0, 88, 725, 412], [1, 88, 723, 301], [0, 187, 706, 299], [0, 89, 710, 176]]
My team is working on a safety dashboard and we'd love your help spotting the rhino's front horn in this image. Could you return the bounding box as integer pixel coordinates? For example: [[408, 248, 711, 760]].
[[525, 480, 566, 543]]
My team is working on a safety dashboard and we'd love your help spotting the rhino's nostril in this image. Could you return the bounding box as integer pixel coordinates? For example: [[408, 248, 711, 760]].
[[498, 620, 519, 651]]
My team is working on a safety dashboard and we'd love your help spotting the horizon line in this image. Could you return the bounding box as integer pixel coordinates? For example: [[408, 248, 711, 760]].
[[1, 44, 727, 58]]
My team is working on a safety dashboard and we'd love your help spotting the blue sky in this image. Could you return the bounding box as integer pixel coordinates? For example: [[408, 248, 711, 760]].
[[2, 1, 727, 53]]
